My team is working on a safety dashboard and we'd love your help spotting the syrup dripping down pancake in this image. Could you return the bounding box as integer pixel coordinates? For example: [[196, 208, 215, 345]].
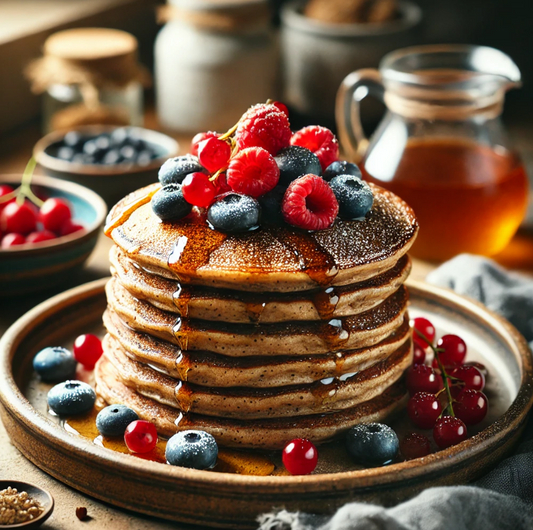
[[95, 357, 408, 449], [106, 278, 409, 356], [103, 308, 412, 388], [110, 245, 412, 323]]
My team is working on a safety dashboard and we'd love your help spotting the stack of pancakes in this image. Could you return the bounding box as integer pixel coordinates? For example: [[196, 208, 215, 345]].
[[97, 182, 418, 449]]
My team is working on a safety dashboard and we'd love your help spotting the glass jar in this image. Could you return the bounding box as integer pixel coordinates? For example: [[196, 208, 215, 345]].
[[336, 45, 529, 261], [27, 28, 148, 132], [155, 0, 278, 133]]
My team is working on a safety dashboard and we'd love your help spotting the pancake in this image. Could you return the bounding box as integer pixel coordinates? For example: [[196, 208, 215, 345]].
[[111, 245, 412, 323], [95, 356, 408, 449], [106, 278, 409, 356], [103, 333, 412, 419], [103, 308, 412, 388], [105, 182, 418, 292]]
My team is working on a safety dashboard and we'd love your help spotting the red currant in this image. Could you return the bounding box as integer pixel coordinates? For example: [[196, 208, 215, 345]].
[[26, 230, 56, 244], [454, 389, 488, 425], [190, 131, 218, 157], [124, 420, 158, 453], [464, 361, 488, 379], [408, 392, 442, 429], [433, 334, 467, 367], [73, 334, 103, 370], [1, 202, 37, 235], [198, 137, 232, 173], [400, 432, 432, 460], [40, 198, 72, 233], [1, 233, 25, 248], [0, 185, 15, 214], [413, 342, 426, 365], [272, 101, 289, 117], [182, 172, 216, 208], [282, 438, 318, 475], [449, 365, 485, 391], [412, 317, 436, 347], [59, 219, 84, 236], [433, 416, 467, 449], [406, 364, 443, 396]]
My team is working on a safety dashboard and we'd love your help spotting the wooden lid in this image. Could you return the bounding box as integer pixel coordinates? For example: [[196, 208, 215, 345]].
[[44, 28, 137, 61]]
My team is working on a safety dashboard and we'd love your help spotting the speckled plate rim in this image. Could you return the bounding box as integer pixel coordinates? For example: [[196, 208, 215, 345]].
[[0, 278, 532, 526]]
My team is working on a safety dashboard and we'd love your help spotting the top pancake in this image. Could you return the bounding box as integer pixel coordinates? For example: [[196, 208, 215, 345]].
[[105, 182, 418, 292]]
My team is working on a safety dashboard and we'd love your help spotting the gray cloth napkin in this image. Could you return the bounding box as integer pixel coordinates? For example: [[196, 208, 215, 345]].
[[257, 254, 533, 530]]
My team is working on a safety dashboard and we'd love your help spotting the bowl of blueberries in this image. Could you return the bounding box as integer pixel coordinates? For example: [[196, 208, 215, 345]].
[[33, 126, 179, 207]]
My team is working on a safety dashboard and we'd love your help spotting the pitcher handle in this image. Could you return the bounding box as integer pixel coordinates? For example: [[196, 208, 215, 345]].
[[335, 69, 384, 163]]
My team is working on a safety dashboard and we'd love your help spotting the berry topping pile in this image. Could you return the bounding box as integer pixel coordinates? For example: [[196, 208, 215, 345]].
[[403, 316, 489, 454], [151, 101, 374, 233]]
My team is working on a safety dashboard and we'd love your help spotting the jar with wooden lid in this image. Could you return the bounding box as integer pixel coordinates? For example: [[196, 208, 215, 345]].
[[26, 28, 150, 132], [155, 0, 278, 132]]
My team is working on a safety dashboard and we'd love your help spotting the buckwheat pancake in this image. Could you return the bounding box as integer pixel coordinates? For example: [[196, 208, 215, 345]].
[[95, 356, 408, 449], [102, 333, 411, 419], [106, 278, 409, 356], [110, 246, 412, 323], [104, 182, 418, 292], [103, 308, 411, 387]]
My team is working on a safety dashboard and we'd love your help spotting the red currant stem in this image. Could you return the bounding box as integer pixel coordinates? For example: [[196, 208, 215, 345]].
[[218, 123, 239, 141], [15, 158, 44, 207], [0, 188, 19, 204], [414, 328, 456, 417], [209, 169, 225, 182]]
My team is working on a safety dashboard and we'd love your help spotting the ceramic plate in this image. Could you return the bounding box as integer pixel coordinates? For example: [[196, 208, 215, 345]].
[[0, 278, 531, 528]]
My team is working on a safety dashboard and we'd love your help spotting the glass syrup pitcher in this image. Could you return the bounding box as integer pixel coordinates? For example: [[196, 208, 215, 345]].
[[336, 44, 529, 261]]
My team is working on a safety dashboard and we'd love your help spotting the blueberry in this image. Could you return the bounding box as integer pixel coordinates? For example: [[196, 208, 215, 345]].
[[345, 423, 399, 466], [274, 146, 322, 186], [207, 193, 260, 233], [110, 127, 129, 146], [94, 135, 111, 151], [329, 175, 373, 220], [57, 146, 74, 161], [166, 430, 218, 469], [136, 150, 153, 166], [63, 131, 83, 149], [151, 184, 192, 221], [47, 380, 96, 416], [33, 346, 77, 383], [158, 155, 208, 186], [322, 161, 362, 181], [96, 404, 139, 437], [103, 149, 123, 165], [119, 145, 137, 161], [258, 186, 285, 225]]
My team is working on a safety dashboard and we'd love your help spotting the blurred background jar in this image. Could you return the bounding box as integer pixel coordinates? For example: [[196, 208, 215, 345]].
[[337, 44, 529, 261], [155, 0, 278, 133], [281, 0, 421, 128], [26, 28, 150, 132]]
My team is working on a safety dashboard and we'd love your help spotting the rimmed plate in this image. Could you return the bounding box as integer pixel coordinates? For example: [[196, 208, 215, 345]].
[[0, 278, 531, 528]]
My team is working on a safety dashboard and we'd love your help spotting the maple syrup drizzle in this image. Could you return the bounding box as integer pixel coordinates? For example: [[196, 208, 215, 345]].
[[174, 380, 193, 413], [167, 222, 227, 283], [274, 229, 338, 286], [312, 287, 340, 320], [172, 284, 192, 317], [104, 184, 160, 237], [172, 318, 190, 350], [175, 352, 192, 381], [323, 318, 350, 350]]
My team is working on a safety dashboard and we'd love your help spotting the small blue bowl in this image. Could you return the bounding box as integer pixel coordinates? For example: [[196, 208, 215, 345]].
[[0, 174, 107, 296]]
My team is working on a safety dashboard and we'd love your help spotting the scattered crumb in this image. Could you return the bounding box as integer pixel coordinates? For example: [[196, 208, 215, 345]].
[[76, 506, 88, 521]]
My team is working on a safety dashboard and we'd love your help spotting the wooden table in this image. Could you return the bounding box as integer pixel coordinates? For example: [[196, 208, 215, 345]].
[[0, 115, 532, 529]]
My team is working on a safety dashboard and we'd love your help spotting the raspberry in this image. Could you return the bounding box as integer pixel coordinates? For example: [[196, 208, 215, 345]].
[[226, 147, 280, 198], [235, 104, 291, 156], [282, 174, 338, 230], [190, 131, 218, 157], [290, 126, 339, 171]]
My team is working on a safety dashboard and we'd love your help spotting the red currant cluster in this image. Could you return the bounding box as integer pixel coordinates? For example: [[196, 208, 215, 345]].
[[402, 317, 489, 458], [0, 184, 83, 249]]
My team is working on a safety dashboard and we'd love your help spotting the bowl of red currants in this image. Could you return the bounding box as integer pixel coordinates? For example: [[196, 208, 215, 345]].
[[0, 173, 107, 296], [33, 126, 179, 207]]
